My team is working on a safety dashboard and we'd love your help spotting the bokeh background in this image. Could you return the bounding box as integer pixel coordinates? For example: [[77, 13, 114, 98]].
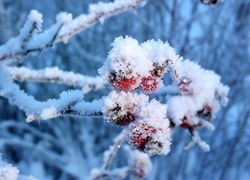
[[0, 0, 249, 179]]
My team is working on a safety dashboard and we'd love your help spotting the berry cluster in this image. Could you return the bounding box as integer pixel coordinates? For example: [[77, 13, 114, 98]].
[[103, 91, 171, 155], [99, 36, 184, 155], [99, 36, 182, 93], [100, 36, 228, 153], [168, 60, 229, 131]]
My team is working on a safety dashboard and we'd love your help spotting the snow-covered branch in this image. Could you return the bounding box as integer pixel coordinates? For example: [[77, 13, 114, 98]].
[[0, 155, 37, 180], [0, 67, 103, 122], [0, 0, 147, 61], [56, 0, 147, 43], [6, 66, 109, 93], [0, 10, 65, 61], [88, 133, 152, 180]]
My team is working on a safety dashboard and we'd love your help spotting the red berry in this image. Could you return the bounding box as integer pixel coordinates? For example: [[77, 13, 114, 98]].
[[180, 116, 191, 129], [206, 106, 212, 112], [112, 77, 138, 91], [107, 103, 136, 126], [180, 122, 192, 129], [127, 123, 163, 153], [180, 116, 201, 129], [140, 75, 159, 93], [113, 112, 135, 126]]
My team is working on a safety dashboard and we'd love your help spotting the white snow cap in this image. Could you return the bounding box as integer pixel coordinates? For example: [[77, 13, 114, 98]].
[[168, 60, 229, 126], [28, 10, 43, 30], [99, 36, 184, 81], [99, 36, 152, 80]]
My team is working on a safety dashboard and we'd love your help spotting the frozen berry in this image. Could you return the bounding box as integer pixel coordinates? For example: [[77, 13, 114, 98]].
[[180, 116, 201, 129], [111, 111, 135, 126], [140, 75, 160, 93], [180, 122, 192, 129], [152, 61, 168, 77], [180, 116, 191, 129], [106, 103, 136, 126], [103, 91, 147, 126], [127, 123, 163, 154], [112, 77, 138, 91]]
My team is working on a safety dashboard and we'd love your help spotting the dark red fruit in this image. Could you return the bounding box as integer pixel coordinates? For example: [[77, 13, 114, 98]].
[[180, 116, 201, 129], [180, 122, 192, 129], [113, 112, 135, 126], [140, 75, 159, 93], [180, 116, 192, 129], [128, 123, 162, 152], [108, 103, 136, 126]]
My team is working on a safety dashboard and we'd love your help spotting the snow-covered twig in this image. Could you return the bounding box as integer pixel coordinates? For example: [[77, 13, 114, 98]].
[[0, 0, 147, 61], [6, 66, 109, 93], [0, 67, 103, 122], [102, 133, 126, 170], [56, 0, 147, 43], [184, 129, 210, 152], [89, 168, 129, 180], [88, 133, 152, 180], [0, 10, 65, 61], [88, 133, 128, 180]]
